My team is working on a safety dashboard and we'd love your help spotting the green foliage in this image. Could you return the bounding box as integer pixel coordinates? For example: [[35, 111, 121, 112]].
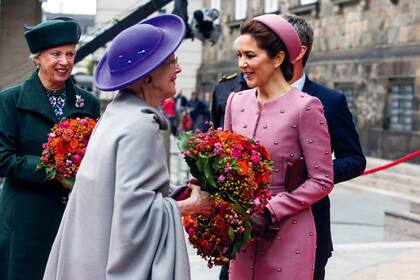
[[86, 59, 95, 76]]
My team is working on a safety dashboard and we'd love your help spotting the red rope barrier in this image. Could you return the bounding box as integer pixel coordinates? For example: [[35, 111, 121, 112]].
[[362, 150, 420, 175]]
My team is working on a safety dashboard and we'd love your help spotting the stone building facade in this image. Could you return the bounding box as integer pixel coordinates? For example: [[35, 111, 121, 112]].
[[0, 0, 42, 90], [197, 0, 420, 163]]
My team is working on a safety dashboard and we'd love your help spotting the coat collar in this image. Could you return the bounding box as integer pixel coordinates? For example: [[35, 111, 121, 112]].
[[16, 70, 94, 123], [117, 90, 169, 131], [302, 76, 319, 98]]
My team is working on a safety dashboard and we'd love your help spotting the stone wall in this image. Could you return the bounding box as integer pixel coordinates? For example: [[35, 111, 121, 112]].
[[0, 0, 41, 90], [197, 0, 420, 163]]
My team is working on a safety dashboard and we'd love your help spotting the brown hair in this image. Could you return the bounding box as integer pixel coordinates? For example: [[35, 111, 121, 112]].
[[240, 19, 294, 81]]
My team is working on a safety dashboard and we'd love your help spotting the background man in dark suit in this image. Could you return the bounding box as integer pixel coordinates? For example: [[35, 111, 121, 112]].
[[284, 14, 366, 279], [212, 14, 366, 280], [211, 72, 248, 128]]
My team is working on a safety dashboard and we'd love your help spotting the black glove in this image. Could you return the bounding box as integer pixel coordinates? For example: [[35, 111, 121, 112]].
[[250, 208, 279, 240]]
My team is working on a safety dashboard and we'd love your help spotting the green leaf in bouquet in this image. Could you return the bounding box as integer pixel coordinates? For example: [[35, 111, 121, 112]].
[[228, 226, 235, 241], [229, 234, 244, 258], [45, 167, 56, 181], [226, 191, 245, 206], [243, 219, 253, 243], [58, 176, 74, 189], [35, 163, 44, 172], [213, 159, 225, 170], [230, 158, 240, 171], [185, 157, 200, 176], [200, 155, 217, 189], [177, 131, 194, 153]]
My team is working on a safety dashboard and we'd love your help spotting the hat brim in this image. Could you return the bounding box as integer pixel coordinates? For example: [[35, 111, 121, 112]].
[[94, 14, 186, 91]]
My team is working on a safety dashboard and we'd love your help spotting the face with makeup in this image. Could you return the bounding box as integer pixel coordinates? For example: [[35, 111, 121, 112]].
[[236, 34, 284, 89], [35, 44, 76, 89]]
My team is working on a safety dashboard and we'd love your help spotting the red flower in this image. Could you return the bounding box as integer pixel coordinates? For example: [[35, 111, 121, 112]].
[[178, 127, 273, 267], [36, 117, 97, 189]]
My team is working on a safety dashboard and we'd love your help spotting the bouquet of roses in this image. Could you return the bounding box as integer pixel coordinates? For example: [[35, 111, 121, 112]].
[[178, 127, 273, 267], [36, 117, 97, 189]]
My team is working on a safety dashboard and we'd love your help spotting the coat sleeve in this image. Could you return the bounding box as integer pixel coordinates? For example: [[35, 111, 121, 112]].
[[266, 98, 334, 224], [331, 95, 366, 183], [105, 119, 190, 280], [0, 92, 45, 184]]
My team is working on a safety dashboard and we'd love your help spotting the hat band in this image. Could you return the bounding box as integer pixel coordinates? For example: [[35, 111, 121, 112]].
[[253, 15, 301, 61]]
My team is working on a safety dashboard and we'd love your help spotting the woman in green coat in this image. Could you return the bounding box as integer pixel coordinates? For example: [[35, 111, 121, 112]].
[[0, 18, 100, 280]]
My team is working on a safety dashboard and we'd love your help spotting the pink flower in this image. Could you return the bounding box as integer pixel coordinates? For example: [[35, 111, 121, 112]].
[[79, 119, 88, 126], [218, 175, 226, 183], [59, 121, 69, 128], [73, 154, 82, 164], [253, 197, 261, 207], [250, 153, 261, 164], [224, 166, 232, 173], [188, 227, 196, 235], [213, 143, 222, 154], [231, 148, 242, 158]]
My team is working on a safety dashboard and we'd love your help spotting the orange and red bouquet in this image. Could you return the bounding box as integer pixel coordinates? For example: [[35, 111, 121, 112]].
[[178, 127, 273, 267], [36, 117, 96, 189]]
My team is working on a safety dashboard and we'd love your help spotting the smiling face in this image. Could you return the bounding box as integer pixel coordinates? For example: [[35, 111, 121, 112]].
[[236, 34, 279, 89], [36, 44, 76, 89], [149, 54, 182, 99]]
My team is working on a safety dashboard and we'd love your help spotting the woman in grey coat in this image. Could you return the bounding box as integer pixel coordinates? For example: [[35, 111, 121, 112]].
[[43, 14, 210, 280]]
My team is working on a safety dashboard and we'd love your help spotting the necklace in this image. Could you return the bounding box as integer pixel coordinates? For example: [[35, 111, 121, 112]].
[[43, 86, 66, 96], [43, 86, 67, 118]]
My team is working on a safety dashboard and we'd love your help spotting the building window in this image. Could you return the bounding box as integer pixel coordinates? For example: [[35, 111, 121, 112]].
[[289, 0, 319, 17], [387, 79, 414, 131], [264, 0, 279, 13], [335, 83, 358, 122], [300, 0, 318, 4], [234, 0, 247, 20], [211, 0, 221, 24]]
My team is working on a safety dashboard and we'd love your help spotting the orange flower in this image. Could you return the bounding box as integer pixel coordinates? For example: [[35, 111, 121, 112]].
[[69, 138, 79, 153], [54, 153, 65, 163], [237, 159, 249, 175]]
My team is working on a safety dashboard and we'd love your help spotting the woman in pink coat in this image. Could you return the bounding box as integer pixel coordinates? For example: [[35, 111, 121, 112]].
[[224, 14, 334, 280]]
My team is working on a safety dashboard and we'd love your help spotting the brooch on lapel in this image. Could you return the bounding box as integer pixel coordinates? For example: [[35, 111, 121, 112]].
[[75, 95, 85, 108]]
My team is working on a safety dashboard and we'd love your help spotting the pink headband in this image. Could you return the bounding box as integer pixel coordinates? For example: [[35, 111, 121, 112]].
[[253, 14, 302, 61]]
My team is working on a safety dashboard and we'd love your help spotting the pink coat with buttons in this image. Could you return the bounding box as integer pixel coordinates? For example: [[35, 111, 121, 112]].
[[224, 88, 334, 280]]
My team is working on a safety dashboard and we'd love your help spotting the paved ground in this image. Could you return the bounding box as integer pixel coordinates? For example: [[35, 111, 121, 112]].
[[169, 136, 420, 279]]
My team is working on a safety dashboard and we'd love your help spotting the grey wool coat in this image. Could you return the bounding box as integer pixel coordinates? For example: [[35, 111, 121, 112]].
[[43, 91, 190, 280]]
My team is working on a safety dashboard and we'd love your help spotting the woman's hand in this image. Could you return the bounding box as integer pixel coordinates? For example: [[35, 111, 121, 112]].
[[250, 209, 279, 240], [177, 183, 212, 216]]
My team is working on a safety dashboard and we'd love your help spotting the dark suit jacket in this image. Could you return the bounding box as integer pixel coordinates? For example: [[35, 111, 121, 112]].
[[211, 73, 248, 128], [303, 77, 366, 259]]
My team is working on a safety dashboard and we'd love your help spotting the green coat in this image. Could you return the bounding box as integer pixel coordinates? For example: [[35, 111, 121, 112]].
[[0, 70, 100, 280]]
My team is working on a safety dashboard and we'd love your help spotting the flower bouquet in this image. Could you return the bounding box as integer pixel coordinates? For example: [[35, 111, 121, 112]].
[[36, 117, 97, 189], [178, 127, 273, 267]]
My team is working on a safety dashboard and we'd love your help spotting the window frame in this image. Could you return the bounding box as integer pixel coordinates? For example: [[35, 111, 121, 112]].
[[387, 78, 415, 131]]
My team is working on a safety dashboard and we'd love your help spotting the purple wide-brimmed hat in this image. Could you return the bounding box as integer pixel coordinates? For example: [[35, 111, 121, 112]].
[[94, 14, 186, 91], [253, 14, 302, 62]]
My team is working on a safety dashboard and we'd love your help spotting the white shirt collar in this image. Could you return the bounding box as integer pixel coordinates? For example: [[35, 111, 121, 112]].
[[291, 73, 306, 91]]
